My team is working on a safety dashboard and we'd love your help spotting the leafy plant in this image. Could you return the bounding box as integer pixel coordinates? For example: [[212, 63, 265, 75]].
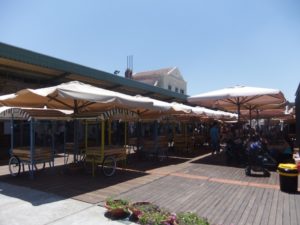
[[105, 198, 129, 210], [176, 212, 209, 225], [104, 199, 210, 225], [130, 201, 160, 218], [138, 210, 170, 225]]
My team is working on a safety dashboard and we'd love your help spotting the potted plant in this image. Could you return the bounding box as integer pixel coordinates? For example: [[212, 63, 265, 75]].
[[105, 198, 130, 219], [176, 212, 210, 225], [129, 201, 160, 220], [138, 210, 170, 225]]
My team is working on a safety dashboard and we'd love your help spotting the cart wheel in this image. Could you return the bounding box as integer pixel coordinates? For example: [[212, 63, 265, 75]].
[[34, 162, 46, 171], [9, 156, 21, 177], [102, 156, 116, 177]]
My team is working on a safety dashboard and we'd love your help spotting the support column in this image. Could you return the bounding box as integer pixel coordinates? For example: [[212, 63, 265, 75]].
[[124, 121, 127, 146], [10, 115, 14, 156], [108, 121, 111, 145], [85, 120, 88, 149], [29, 119, 35, 179], [101, 120, 105, 160], [153, 121, 158, 151]]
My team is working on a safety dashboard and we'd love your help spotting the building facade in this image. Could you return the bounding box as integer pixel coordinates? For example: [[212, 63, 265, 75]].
[[133, 67, 187, 95]]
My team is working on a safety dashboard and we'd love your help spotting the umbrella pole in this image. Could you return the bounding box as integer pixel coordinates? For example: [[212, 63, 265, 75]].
[[249, 107, 252, 128], [101, 120, 105, 160], [85, 120, 87, 149], [10, 115, 14, 157], [29, 119, 35, 179], [124, 121, 127, 146], [256, 109, 259, 130], [237, 98, 241, 123], [73, 120, 79, 163]]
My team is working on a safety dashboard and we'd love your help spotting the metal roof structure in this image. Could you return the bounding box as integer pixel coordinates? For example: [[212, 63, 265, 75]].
[[0, 42, 188, 103]]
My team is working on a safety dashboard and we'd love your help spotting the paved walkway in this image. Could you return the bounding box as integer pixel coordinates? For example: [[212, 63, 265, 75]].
[[1, 151, 300, 225], [0, 182, 135, 225]]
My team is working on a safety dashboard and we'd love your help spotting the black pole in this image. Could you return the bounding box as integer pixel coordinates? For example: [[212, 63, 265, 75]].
[[249, 107, 252, 128], [237, 97, 241, 123]]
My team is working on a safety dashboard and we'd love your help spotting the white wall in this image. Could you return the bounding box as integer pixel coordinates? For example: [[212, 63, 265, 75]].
[[162, 70, 187, 94]]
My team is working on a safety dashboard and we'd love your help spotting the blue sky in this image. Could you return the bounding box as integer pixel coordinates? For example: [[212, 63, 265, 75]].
[[0, 0, 299, 101]]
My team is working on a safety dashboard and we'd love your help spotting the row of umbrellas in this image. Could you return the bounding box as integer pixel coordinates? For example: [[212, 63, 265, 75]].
[[0, 81, 291, 123], [188, 85, 288, 122], [0, 81, 238, 121]]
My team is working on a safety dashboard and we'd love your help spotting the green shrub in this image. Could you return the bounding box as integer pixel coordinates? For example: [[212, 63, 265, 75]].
[[177, 212, 209, 225], [105, 198, 129, 210], [138, 210, 169, 225]]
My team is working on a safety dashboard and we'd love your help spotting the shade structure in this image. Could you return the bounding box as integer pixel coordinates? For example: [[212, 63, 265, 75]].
[[240, 106, 295, 121], [192, 106, 238, 120], [0, 81, 155, 114], [135, 96, 237, 121], [188, 85, 286, 121], [136, 97, 192, 119], [0, 106, 73, 121]]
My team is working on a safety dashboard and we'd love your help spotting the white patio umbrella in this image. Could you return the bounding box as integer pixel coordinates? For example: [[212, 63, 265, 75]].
[[0, 106, 73, 121], [0, 81, 160, 164], [188, 85, 286, 122], [192, 106, 238, 120], [0, 81, 155, 114], [133, 96, 192, 120]]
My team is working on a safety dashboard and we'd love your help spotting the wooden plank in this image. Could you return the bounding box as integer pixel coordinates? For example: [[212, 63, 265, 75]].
[[229, 186, 256, 225], [268, 189, 279, 225], [282, 192, 291, 225], [172, 179, 215, 213], [210, 184, 242, 225], [289, 193, 298, 225], [253, 188, 270, 225], [275, 191, 284, 225], [201, 182, 236, 218], [237, 186, 260, 225], [294, 190, 300, 225], [119, 175, 172, 203], [259, 188, 275, 225], [245, 188, 265, 225], [151, 177, 199, 210], [193, 181, 225, 215]]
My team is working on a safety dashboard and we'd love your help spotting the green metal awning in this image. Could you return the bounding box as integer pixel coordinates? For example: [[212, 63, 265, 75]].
[[0, 42, 188, 103]]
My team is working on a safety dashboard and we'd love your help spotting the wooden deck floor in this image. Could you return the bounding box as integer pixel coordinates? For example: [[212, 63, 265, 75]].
[[1, 151, 299, 225]]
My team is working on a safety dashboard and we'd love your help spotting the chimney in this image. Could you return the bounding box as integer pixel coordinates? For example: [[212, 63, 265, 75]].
[[125, 68, 132, 79], [125, 55, 133, 79]]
